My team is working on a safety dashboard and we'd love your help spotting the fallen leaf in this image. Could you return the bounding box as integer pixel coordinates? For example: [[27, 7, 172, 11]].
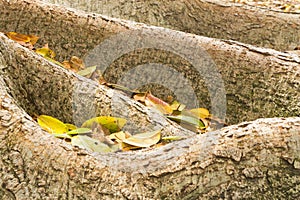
[[170, 100, 186, 112], [121, 142, 142, 151], [77, 65, 97, 78], [66, 123, 77, 131], [62, 56, 85, 72], [70, 56, 85, 70], [6, 32, 31, 43], [53, 133, 72, 139], [133, 92, 147, 102], [167, 115, 206, 130], [35, 44, 56, 59], [189, 108, 210, 119], [166, 95, 174, 104], [145, 92, 173, 115], [66, 128, 92, 135], [122, 129, 161, 148], [90, 123, 114, 145], [5, 32, 39, 49], [109, 131, 132, 143], [81, 116, 127, 133], [37, 115, 68, 134], [71, 135, 115, 153]]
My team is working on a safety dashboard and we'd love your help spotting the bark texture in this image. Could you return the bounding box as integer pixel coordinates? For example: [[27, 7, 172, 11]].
[[42, 0, 300, 51], [1, 0, 299, 125], [0, 0, 299, 199]]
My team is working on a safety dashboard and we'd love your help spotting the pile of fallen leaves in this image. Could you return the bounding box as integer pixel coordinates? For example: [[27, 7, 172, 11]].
[[36, 115, 170, 153], [4, 31, 226, 153], [228, 0, 300, 12]]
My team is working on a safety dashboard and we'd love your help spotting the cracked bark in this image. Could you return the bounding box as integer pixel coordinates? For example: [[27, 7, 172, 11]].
[[0, 0, 300, 199]]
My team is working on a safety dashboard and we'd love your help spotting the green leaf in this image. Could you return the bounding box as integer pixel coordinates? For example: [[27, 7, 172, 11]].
[[66, 128, 92, 135], [37, 115, 68, 134], [81, 116, 127, 133], [71, 135, 115, 153], [122, 129, 161, 148], [167, 115, 205, 129]]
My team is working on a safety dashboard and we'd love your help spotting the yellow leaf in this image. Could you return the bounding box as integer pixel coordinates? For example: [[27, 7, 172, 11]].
[[109, 131, 132, 143], [170, 100, 186, 111], [66, 123, 77, 131], [37, 115, 68, 134], [122, 129, 161, 148], [35, 44, 56, 59], [81, 116, 127, 133], [189, 108, 210, 119]]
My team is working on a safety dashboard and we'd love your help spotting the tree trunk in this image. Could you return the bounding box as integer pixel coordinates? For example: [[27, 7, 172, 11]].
[[41, 0, 300, 51], [0, 0, 300, 199], [1, 0, 299, 124]]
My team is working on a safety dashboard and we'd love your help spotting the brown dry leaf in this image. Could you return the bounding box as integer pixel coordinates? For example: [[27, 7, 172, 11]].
[[5, 32, 39, 49], [62, 56, 85, 72]]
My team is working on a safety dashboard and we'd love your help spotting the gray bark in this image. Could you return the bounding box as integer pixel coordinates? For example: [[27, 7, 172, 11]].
[[1, 0, 299, 124], [0, 0, 299, 199], [42, 0, 300, 51]]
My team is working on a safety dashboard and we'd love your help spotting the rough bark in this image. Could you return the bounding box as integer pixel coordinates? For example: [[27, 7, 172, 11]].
[[0, 0, 300, 199], [42, 0, 300, 51], [1, 0, 299, 124]]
